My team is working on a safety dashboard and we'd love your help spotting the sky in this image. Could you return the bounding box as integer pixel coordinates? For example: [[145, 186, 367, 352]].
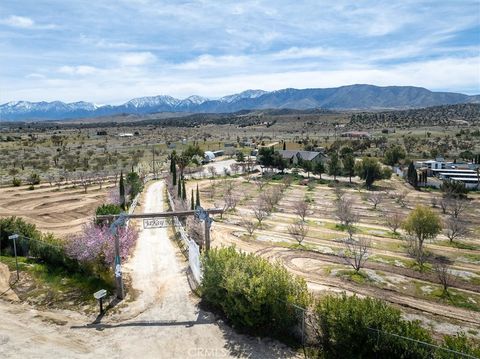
[[0, 0, 479, 104]]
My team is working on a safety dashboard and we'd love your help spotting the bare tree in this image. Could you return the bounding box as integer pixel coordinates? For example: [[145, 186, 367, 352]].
[[367, 191, 384, 210], [282, 175, 293, 191], [335, 197, 358, 227], [260, 187, 282, 213], [395, 191, 408, 208], [46, 174, 55, 187], [230, 163, 240, 175], [384, 211, 403, 234], [77, 172, 91, 193], [207, 166, 217, 178], [241, 218, 257, 237], [288, 220, 309, 246], [54, 176, 64, 191], [254, 176, 268, 191], [341, 236, 371, 273], [433, 257, 455, 295], [253, 203, 269, 226], [445, 215, 469, 243], [293, 198, 310, 222], [333, 185, 344, 201], [439, 197, 449, 214], [448, 198, 469, 219]]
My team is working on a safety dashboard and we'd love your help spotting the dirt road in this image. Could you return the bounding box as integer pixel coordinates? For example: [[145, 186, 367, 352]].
[[0, 180, 298, 358]]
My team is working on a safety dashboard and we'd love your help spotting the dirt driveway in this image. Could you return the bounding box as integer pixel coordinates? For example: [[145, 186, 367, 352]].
[[0, 181, 298, 358]]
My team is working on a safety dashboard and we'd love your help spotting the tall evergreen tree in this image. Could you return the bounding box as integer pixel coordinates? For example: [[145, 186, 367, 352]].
[[407, 162, 418, 188], [283, 141, 286, 150], [119, 171, 126, 210], [328, 152, 341, 180], [196, 184, 201, 208], [182, 179, 187, 201], [172, 158, 177, 186], [177, 176, 182, 197], [342, 153, 355, 183], [191, 189, 195, 210]]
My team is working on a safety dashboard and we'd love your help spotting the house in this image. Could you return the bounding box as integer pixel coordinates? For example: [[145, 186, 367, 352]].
[[278, 150, 327, 166]]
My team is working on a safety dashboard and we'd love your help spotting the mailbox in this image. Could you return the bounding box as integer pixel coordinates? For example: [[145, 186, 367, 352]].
[[94, 289, 107, 314]]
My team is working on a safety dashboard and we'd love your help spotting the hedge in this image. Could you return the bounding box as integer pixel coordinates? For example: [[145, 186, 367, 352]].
[[201, 246, 311, 337]]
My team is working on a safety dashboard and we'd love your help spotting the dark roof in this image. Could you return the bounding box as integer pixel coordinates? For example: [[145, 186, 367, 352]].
[[278, 150, 325, 161]]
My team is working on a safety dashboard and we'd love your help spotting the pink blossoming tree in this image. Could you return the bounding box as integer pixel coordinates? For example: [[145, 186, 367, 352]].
[[67, 221, 139, 268]]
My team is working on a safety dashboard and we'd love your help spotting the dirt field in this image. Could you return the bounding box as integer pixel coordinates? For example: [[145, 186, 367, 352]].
[[0, 182, 115, 237], [189, 174, 480, 338]]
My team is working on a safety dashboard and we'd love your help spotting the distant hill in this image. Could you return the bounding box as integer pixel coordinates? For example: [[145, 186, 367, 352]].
[[1, 85, 478, 121], [348, 103, 480, 129]]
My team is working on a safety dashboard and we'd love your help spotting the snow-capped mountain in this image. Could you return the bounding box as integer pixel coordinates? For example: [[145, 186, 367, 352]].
[[1, 85, 478, 121], [219, 89, 267, 103]]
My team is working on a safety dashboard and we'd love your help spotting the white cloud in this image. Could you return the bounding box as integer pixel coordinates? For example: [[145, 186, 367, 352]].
[[0, 15, 56, 29], [2, 15, 34, 28], [118, 52, 156, 66], [58, 65, 98, 75], [175, 54, 249, 70]]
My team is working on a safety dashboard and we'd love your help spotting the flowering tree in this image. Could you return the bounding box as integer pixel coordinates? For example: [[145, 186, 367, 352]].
[[67, 222, 138, 268], [107, 187, 119, 205]]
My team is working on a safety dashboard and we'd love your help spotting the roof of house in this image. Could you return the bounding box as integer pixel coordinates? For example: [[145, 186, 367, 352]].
[[278, 150, 325, 161]]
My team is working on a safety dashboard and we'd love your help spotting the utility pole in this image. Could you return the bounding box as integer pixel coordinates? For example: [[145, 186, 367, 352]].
[[152, 145, 155, 179], [109, 214, 127, 299], [204, 216, 212, 251]]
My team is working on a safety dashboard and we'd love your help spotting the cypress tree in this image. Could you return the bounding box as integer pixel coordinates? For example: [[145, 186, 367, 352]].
[[172, 158, 177, 186], [182, 179, 187, 201], [177, 176, 182, 197], [196, 184, 201, 208], [407, 162, 418, 188], [283, 141, 286, 150], [119, 171, 125, 210], [191, 189, 195, 210]]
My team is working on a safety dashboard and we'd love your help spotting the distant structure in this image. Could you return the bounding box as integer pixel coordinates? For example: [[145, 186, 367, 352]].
[[340, 131, 371, 138], [278, 150, 327, 166], [414, 156, 479, 189], [203, 151, 215, 163], [118, 133, 133, 137]]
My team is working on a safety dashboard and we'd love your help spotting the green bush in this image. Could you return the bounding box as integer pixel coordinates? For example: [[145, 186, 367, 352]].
[[12, 178, 21, 187], [28, 233, 80, 272], [201, 246, 311, 337], [0, 217, 79, 273], [126, 172, 143, 198], [95, 203, 122, 225], [438, 333, 480, 358], [0, 216, 42, 254], [312, 294, 434, 358], [96, 203, 122, 216]]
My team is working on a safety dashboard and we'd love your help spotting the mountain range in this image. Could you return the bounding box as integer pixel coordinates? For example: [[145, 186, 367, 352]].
[[1, 85, 479, 121]]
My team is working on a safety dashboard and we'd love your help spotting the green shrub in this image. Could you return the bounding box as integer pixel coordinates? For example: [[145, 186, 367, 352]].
[[201, 246, 311, 337], [126, 172, 143, 198], [0, 217, 80, 273], [312, 294, 434, 358], [96, 203, 122, 216], [95, 203, 122, 225], [12, 177, 21, 187], [438, 333, 480, 358], [28, 233, 80, 272], [27, 172, 41, 185], [28, 185, 35, 190], [0, 216, 42, 254]]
